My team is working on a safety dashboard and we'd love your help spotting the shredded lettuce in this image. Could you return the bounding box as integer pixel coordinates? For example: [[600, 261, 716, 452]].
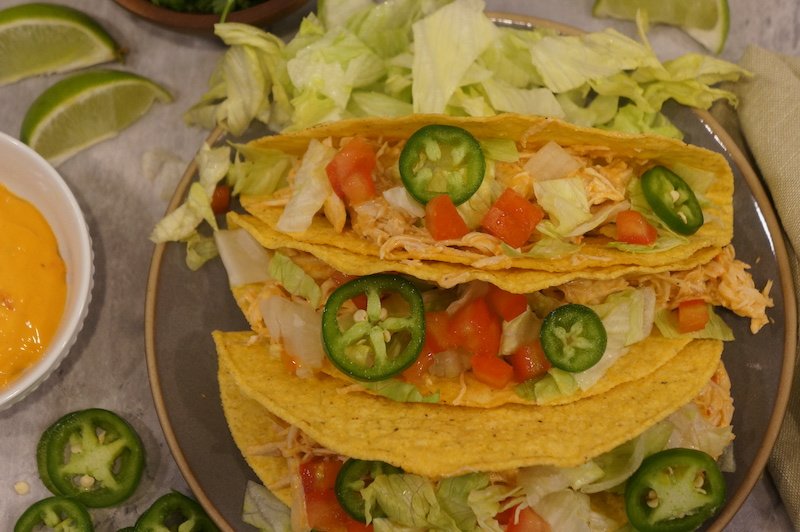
[[478, 138, 519, 163], [363, 472, 507, 532], [215, 229, 272, 286], [361, 379, 440, 403], [533, 178, 592, 237], [228, 143, 294, 196], [499, 309, 540, 356], [241, 481, 292, 532], [654, 305, 735, 341], [275, 139, 337, 233], [268, 251, 322, 307], [410, 0, 498, 113]]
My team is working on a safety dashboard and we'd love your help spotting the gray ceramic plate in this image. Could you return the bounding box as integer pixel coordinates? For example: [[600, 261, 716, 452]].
[[144, 14, 796, 532]]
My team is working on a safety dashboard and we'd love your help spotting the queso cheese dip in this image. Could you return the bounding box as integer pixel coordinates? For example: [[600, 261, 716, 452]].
[[0, 183, 66, 389]]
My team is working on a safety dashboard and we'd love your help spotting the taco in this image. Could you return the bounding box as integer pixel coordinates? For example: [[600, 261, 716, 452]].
[[215, 226, 771, 407], [236, 113, 734, 272], [216, 330, 734, 531]]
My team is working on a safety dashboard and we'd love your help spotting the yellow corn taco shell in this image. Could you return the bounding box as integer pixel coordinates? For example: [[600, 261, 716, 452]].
[[240, 114, 733, 272], [214, 330, 723, 477], [228, 211, 723, 294]]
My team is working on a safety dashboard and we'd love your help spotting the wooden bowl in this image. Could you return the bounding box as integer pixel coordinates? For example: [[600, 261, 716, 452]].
[[114, 0, 309, 33]]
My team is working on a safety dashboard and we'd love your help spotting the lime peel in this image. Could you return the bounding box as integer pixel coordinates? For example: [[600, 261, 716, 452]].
[[21, 70, 173, 166], [592, 0, 730, 54], [0, 3, 122, 86]]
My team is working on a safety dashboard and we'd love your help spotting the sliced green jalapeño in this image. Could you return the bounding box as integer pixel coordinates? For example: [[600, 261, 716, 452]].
[[322, 274, 425, 381], [135, 491, 219, 531], [399, 124, 485, 205], [14, 496, 93, 532], [641, 165, 704, 235], [37, 408, 145, 508], [625, 448, 726, 532], [335, 459, 402, 522], [539, 303, 606, 372]]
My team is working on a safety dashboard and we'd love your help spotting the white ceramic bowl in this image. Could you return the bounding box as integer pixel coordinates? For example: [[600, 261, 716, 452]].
[[0, 131, 93, 410]]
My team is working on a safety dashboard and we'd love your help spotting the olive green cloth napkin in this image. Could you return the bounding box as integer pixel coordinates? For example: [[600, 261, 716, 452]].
[[720, 44, 800, 527]]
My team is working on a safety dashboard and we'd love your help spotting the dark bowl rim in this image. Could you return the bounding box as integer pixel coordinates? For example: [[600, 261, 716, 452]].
[[113, 0, 308, 32]]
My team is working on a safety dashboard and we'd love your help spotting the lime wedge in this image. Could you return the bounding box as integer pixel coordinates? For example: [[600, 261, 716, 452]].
[[21, 70, 173, 165], [592, 0, 730, 54], [0, 3, 122, 86]]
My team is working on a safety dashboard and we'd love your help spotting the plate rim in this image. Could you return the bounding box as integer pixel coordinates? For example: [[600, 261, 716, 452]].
[[144, 13, 797, 531]]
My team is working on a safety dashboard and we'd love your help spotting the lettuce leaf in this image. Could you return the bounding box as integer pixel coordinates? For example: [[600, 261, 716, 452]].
[[275, 139, 336, 232], [654, 305, 735, 341], [241, 481, 292, 532], [362, 379, 440, 403], [411, 0, 499, 113], [268, 251, 322, 307]]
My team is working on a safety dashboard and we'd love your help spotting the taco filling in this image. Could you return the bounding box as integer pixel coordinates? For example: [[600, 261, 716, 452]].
[[216, 227, 771, 407], [217, 331, 734, 532], [232, 114, 733, 272]]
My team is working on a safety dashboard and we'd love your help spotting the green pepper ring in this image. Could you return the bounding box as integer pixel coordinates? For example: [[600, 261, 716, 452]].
[[539, 303, 607, 373], [134, 491, 219, 532], [641, 166, 704, 236], [38, 408, 145, 508], [335, 458, 403, 523], [322, 274, 425, 382], [399, 124, 485, 206], [14, 496, 94, 532], [625, 448, 726, 532]]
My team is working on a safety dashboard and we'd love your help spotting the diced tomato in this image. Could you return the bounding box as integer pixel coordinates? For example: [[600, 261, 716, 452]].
[[505, 506, 552, 532], [424, 311, 458, 353], [330, 272, 367, 309], [425, 194, 469, 241], [480, 188, 544, 248], [280, 350, 301, 376], [300, 458, 371, 532], [401, 350, 435, 384], [676, 299, 710, 333], [326, 137, 377, 205], [615, 209, 658, 245], [507, 340, 551, 383], [471, 353, 514, 389], [300, 458, 341, 493], [486, 284, 528, 322], [449, 298, 502, 359], [210, 183, 231, 215]]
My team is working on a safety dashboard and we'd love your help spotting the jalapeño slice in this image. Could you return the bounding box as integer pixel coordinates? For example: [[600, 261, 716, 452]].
[[14, 496, 93, 532], [625, 448, 726, 532], [641, 166, 704, 235], [135, 491, 219, 531], [399, 124, 485, 205], [539, 304, 606, 372], [322, 274, 425, 381], [38, 408, 145, 508], [335, 459, 402, 522]]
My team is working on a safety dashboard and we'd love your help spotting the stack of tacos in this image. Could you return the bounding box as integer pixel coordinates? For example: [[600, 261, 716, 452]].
[[211, 114, 773, 531]]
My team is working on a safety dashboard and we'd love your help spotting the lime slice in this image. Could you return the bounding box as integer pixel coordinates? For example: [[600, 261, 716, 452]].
[[0, 3, 122, 86], [21, 70, 173, 165], [592, 0, 730, 54]]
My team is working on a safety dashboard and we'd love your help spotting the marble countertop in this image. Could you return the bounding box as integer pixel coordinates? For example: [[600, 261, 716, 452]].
[[0, 0, 797, 530]]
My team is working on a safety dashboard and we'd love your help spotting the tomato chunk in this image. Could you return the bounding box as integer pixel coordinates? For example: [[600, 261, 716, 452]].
[[300, 458, 371, 532], [676, 299, 710, 333], [471, 353, 514, 389], [486, 284, 528, 322], [449, 298, 502, 359], [507, 340, 551, 382], [615, 209, 657, 245], [505, 506, 552, 532], [326, 137, 377, 205], [425, 194, 469, 241], [480, 188, 544, 248], [210, 183, 231, 215]]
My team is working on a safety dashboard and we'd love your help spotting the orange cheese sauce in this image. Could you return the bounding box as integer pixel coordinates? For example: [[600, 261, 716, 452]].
[[0, 184, 66, 389]]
